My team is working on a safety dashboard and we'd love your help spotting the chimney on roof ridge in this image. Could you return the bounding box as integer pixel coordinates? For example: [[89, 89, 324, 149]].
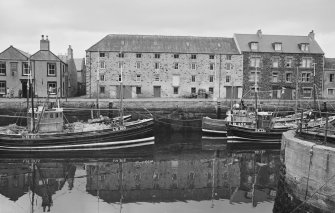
[[308, 30, 315, 40], [40, 35, 50, 51], [68, 45, 73, 59], [46, 35, 49, 40], [257, 29, 262, 38]]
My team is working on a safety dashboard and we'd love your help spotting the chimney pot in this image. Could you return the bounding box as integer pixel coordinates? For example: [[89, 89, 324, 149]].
[[41, 35, 44, 40], [46, 35, 49, 40], [257, 29, 262, 38], [308, 30, 315, 40]]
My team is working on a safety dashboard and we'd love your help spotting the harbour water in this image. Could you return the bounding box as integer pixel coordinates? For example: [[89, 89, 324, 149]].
[[0, 123, 281, 213]]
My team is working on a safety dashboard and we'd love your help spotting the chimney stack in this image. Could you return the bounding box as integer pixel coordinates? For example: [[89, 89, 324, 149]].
[[257, 29, 262, 38], [40, 35, 50, 51], [308, 30, 315, 40], [68, 45, 73, 59]]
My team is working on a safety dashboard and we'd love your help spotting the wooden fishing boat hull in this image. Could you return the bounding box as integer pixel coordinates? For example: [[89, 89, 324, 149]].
[[227, 125, 289, 142], [202, 117, 228, 135], [0, 118, 154, 147]]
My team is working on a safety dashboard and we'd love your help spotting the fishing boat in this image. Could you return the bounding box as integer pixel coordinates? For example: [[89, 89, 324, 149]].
[[202, 109, 254, 136], [226, 67, 291, 143], [0, 58, 154, 154]]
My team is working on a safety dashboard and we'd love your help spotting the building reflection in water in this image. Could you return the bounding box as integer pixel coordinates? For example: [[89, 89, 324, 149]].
[[0, 139, 280, 211], [0, 160, 76, 212]]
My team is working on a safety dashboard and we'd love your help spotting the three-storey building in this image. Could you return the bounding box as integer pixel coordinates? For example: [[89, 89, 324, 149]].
[[234, 30, 324, 101], [86, 34, 243, 99]]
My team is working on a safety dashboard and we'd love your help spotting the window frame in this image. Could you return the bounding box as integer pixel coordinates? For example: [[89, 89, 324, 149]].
[[174, 62, 179, 70], [191, 54, 197, 59], [250, 57, 261, 68], [154, 74, 160, 81], [0, 61, 6, 76], [136, 86, 141, 94], [154, 53, 160, 59], [285, 72, 293, 82], [301, 72, 312, 82], [209, 55, 215, 59], [22, 62, 30, 76], [155, 62, 160, 70], [302, 87, 312, 98], [47, 81, 57, 94], [173, 87, 179, 94], [209, 75, 214, 82], [328, 88, 335, 95], [99, 86, 105, 94], [209, 87, 214, 94], [285, 57, 293, 68], [330, 73, 335, 82], [174, 54, 179, 59], [226, 75, 231, 83], [191, 75, 196, 82], [301, 58, 312, 68], [209, 63, 215, 70], [136, 62, 141, 69], [0, 81, 6, 94], [118, 52, 124, 58], [191, 63, 197, 70], [47, 63, 56, 76], [272, 57, 280, 68], [272, 72, 279, 82], [100, 74, 105, 81], [99, 52, 105, 58], [136, 74, 141, 82], [136, 53, 142, 58], [100, 61, 106, 69]]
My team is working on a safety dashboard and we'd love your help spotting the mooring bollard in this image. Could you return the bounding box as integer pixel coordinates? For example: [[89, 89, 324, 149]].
[[216, 101, 221, 119], [108, 102, 113, 118]]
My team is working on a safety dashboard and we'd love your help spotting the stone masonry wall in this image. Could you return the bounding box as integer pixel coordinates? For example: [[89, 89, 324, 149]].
[[243, 52, 324, 100], [86, 51, 243, 99]]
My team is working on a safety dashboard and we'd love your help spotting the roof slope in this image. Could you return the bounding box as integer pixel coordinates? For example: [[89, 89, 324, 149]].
[[74, 58, 84, 70], [87, 34, 240, 54], [234, 33, 324, 54], [0, 46, 30, 60], [325, 58, 335, 69], [30, 50, 63, 61]]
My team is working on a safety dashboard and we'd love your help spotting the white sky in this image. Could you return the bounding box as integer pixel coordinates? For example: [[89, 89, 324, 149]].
[[0, 0, 334, 59]]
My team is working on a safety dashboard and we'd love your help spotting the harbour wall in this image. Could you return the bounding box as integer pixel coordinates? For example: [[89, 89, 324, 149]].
[[281, 131, 335, 212]]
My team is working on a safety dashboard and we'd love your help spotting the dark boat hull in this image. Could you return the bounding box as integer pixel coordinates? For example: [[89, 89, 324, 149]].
[[202, 117, 228, 135], [0, 119, 154, 150], [227, 125, 288, 143]]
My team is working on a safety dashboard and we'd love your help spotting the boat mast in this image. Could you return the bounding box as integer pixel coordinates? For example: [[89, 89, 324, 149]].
[[255, 66, 258, 129], [312, 63, 317, 112], [28, 59, 35, 132], [295, 65, 299, 125], [119, 52, 124, 126], [96, 51, 100, 117]]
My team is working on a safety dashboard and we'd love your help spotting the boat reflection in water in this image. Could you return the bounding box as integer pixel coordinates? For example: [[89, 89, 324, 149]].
[[0, 135, 280, 212]]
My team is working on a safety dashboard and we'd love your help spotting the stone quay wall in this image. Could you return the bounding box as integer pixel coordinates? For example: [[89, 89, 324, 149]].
[[281, 131, 335, 212]]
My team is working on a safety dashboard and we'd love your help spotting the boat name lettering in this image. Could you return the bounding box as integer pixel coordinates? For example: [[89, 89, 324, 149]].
[[22, 134, 40, 139]]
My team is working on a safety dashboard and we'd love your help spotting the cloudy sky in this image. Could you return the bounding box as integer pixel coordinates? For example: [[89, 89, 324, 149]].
[[0, 0, 334, 59]]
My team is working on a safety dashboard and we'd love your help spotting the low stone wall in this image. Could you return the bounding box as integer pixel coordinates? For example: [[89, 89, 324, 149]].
[[281, 131, 335, 212]]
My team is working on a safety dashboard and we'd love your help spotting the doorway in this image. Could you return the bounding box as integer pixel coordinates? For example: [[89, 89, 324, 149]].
[[154, 86, 161, 97]]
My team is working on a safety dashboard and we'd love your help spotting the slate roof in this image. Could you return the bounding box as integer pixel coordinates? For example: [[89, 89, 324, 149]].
[[234, 33, 324, 54], [325, 58, 335, 69], [0, 46, 30, 60], [30, 50, 64, 62], [86, 34, 240, 54], [74, 58, 84, 70]]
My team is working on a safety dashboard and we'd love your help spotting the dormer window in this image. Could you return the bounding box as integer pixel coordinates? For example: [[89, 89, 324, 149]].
[[250, 42, 258, 51], [300, 43, 309, 51], [274, 43, 282, 51]]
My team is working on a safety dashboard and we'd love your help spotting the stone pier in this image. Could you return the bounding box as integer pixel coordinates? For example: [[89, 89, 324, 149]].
[[281, 131, 335, 212]]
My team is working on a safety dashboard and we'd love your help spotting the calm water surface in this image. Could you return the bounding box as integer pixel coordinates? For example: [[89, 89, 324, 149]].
[[0, 128, 280, 213]]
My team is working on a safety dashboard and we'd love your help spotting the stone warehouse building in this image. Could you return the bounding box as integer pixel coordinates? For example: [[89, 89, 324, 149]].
[[0, 36, 77, 98], [86, 35, 243, 99], [234, 30, 324, 101], [323, 58, 335, 99]]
